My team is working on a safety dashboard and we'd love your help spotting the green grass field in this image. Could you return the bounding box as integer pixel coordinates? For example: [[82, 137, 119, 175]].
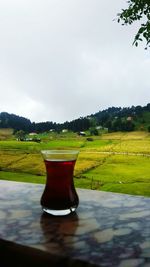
[[0, 129, 150, 197]]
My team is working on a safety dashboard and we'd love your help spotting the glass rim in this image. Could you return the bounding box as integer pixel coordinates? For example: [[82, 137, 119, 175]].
[[41, 150, 79, 155]]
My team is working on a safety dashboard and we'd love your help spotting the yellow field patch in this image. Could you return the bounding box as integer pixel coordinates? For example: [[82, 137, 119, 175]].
[[9, 154, 45, 175], [0, 152, 24, 169], [74, 152, 107, 176], [101, 132, 125, 140], [102, 131, 150, 140], [0, 128, 14, 140], [114, 140, 150, 154], [122, 131, 150, 140], [0, 150, 108, 177], [0, 128, 13, 135]]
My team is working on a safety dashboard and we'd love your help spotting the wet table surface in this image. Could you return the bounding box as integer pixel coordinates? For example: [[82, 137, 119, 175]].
[[0, 180, 150, 267]]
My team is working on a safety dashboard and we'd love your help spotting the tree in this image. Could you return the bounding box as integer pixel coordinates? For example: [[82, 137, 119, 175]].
[[15, 130, 26, 141], [117, 0, 150, 48]]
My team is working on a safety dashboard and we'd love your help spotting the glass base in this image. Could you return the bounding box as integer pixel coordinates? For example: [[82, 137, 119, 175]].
[[42, 207, 76, 216]]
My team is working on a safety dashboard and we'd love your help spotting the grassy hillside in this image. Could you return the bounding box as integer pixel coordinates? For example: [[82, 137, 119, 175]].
[[0, 130, 150, 197]]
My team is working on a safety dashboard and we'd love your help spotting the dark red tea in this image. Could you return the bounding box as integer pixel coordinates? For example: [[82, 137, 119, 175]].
[[40, 159, 79, 211]]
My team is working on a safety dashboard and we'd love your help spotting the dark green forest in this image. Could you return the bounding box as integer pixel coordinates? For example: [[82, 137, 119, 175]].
[[0, 103, 150, 134]]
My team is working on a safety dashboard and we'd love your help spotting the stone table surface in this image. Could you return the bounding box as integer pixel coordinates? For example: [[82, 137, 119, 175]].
[[0, 180, 150, 267]]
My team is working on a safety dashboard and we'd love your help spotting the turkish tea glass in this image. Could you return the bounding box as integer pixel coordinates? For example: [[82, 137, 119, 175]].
[[40, 150, 79, 216]]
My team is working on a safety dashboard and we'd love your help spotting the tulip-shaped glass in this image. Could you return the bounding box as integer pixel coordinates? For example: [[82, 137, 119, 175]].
[[40, 150, 79, 216]]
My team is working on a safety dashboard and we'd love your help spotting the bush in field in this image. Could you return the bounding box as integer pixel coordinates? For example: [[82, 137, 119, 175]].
[[89, 127, 99, 136]]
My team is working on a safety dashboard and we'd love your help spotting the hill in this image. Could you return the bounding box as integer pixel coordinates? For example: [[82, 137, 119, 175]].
[[0, 103, 150, 133], [91, 104, 150, 132]]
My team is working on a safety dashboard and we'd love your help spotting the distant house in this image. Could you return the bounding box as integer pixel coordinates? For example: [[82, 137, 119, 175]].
[[126, 117, 132, 121], [29, 132, 37, 136], [62, 129, 68, 133], [78, 131, 86, 136], [27, 132, 40, 142], [103, 127, 108, 130], [96, 126, 103, 130]]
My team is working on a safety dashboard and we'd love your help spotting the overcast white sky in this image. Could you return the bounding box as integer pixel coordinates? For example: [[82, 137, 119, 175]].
[[0, 0, 150, 123]]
